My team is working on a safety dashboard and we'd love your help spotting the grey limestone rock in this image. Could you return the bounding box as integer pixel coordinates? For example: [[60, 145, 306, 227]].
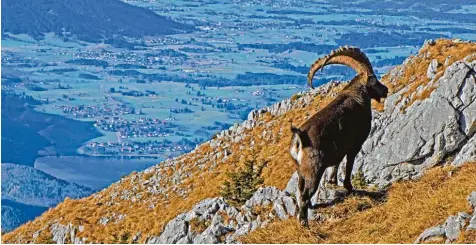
[[444, 212, 470, 242], [355, 60, 476, 187], [414, 225, 445, 243], [427, 59, 439, 79]]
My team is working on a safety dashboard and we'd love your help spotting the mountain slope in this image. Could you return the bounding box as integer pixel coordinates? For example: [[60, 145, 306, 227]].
[[242, 163, 476, 243], [3, 39, 476, 243], [1, 0, 192, 42], [1, 164, 93, 232], [1, 164, 93, 207], [1, 200, 48, 233]]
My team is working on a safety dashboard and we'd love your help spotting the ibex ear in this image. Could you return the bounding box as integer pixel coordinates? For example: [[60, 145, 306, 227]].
[[290, 125, 302, 135]]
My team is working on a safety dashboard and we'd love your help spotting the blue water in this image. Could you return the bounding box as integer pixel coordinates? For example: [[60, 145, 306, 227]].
[[34, 156, 162, 190]]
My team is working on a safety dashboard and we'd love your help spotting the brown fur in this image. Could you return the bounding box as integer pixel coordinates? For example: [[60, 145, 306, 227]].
[[290, 58, 388, 226]]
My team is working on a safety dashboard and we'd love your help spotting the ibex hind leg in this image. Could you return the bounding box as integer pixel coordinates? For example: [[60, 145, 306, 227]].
[[344, 153, 358, 194], [298, 194, 310, 228], [297, 174, 310, 227]]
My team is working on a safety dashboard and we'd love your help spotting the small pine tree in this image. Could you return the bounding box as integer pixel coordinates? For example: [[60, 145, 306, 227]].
[[351, 170, 368, 190], [221, 151, 268, 207]]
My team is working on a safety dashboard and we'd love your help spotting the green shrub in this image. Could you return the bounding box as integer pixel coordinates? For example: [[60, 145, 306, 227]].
[[351, 170, 368, 189], [220, 151, 268, 207]]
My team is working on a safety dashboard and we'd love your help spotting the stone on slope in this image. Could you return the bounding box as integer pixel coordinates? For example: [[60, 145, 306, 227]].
[[415, 191, 476, 243], [147, 214, 190, 244], [452, 135, 476, 166], [468, 216, 476, 230], [147, 188, 299, 244], [468, 191, 476, 210], [444, 212, 471, 242], [427, 59, 439, 79], [414, 225, 445, 243]]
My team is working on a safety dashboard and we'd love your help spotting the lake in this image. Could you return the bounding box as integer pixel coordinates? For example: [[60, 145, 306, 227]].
[[34, 156, 162, 190]]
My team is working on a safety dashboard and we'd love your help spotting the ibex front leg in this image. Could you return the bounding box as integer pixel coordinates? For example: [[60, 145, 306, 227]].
[[297, 166, 325, 227]]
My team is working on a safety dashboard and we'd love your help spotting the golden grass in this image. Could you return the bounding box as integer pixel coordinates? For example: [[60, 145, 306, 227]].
[[459, 230, 476, 243], [189, 217, 210, 234], [241, 163, 476, 244]]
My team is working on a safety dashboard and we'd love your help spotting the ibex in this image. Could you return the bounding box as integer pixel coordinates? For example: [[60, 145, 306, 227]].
[[289, 46, 388, 226]]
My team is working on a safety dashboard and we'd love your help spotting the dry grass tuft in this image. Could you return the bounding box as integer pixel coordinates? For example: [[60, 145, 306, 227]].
[[241, 163, 476, 244], [459, 229, 476, 243], [189, 217, 210, 234], [241, 218, 325, 244]]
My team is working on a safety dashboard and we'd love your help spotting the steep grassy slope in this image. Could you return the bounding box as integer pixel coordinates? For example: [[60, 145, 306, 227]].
[[3, 39, 476, 243], [241, 163, 476, 243]]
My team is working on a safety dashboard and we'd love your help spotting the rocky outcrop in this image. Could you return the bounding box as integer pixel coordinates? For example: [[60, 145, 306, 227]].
[[354, 57, 476, 187], [415, 191, 476, 243], [30, 221, 86, 244], [131, 45, 476, 244], [146, 187, 297, 244]]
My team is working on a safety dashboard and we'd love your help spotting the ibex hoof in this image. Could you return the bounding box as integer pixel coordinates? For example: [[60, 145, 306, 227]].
[[300, 220, 309, 228]]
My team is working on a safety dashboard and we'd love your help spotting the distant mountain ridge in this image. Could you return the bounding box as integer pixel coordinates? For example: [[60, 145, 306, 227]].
[[1, 200, 47, 234], [1, 93, 99, 232], [1, 164, 93, 207], [1, 164, 93, 232], [1, 0, 192, 42]]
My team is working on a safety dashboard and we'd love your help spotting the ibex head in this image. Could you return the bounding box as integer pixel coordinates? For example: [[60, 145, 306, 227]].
[[289, 126, 312, 164], [307, 46, 388, 102]]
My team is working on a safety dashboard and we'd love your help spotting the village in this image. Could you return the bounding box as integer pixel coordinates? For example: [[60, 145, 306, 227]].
[[94, 117, 176, 138]]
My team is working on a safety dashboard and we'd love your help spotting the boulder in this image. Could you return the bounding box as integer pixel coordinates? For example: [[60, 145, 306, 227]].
[[355, 60, 476, 187], [444, 212, 471, 242], [147, 214, 189, 244], [427, 59, 439, 79], [414, 225, 445, 243], [468, 191, 476, 210]]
